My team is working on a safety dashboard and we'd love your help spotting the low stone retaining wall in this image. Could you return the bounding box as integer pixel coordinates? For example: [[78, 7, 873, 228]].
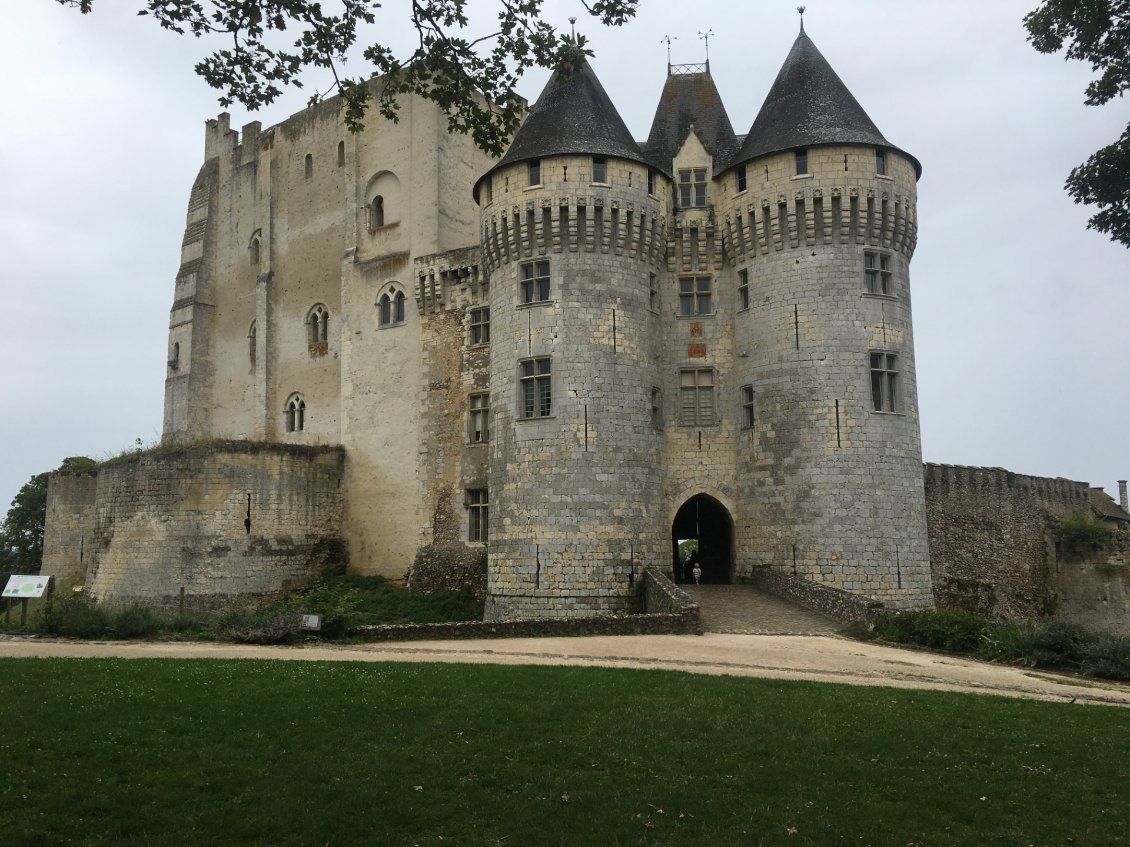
[[349, 567, 701, 641], [749, 568, 883, 623]]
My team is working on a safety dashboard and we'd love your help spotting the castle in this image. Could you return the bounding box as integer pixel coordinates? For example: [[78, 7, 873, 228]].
[[40, 25, 1129, 625]]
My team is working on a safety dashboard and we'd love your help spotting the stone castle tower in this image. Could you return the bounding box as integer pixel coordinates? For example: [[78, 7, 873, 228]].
[[478, 28, 932, 617], [42, 25, 934, 617]]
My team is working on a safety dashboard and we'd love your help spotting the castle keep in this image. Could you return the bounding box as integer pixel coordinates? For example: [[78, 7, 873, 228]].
[[46, 28, 939, 617]]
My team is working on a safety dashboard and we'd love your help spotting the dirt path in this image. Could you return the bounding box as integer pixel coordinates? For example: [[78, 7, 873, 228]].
[[3, 632, 1128, 707]]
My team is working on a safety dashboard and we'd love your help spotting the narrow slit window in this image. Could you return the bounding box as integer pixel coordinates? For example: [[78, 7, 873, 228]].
[[741, 385, 756, 428], [468, 393, 490, 443], [738, 269, 750, 310]]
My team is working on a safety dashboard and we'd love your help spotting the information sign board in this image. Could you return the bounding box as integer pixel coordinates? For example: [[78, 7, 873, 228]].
[[2, 575, 50, 599]]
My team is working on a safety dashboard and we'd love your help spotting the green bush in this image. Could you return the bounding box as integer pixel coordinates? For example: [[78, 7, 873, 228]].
[[111, 604, 162, 638], [41, 594, 112, 638], [299, 572, 363, 638], [1058, 510, 1111, 557], [1080, 634, 1130, 681], [871, 609, 989, 652], [219, 605, 302, 645], [980, 620, 1090, 667]]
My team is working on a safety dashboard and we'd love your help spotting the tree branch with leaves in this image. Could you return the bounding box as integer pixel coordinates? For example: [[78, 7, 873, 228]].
[[58, 0, 639, 156], [1025, 0, 1130, 248]]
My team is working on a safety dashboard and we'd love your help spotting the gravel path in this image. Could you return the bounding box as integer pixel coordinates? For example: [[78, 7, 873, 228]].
[[2, 633, 1128, 708]]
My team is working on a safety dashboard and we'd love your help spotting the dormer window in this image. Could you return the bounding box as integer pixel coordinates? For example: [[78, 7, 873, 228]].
[[875, 148, 887, 176], [795, 149, 808, 175], [678, 168, 707, 208], [528, 159, 541, 186], [592, 156, 607, 184]]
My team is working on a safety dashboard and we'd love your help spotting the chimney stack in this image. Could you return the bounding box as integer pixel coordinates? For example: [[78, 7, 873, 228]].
[[1119, 480, 1128, 513]]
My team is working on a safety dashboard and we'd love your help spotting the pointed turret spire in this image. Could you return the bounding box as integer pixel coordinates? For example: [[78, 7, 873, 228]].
[[474, 56, 647, 201], [644, 63, 738, 175], [731, 28, 921, 176]]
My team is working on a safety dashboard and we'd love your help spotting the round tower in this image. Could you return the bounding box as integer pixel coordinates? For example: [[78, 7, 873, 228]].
[[718, 28, 933, 608], [475, 57, 671, 620]]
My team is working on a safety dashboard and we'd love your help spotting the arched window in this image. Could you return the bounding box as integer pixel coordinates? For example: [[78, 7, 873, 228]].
[[249, 233, 261, 265], [285, 394, 306, 433], [337, 140, 345, 167], [248, 320, 257, 367], [306, 304, 329, 344], [365, 171, 400, 229], [304, 153, 313, 179], [378, 287, 406, 327]]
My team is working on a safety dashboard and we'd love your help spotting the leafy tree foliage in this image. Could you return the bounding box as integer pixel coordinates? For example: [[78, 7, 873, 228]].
[[1025, 1, 1130, 247], [0, 457, 96, 574], [57, 0, 639, 156]]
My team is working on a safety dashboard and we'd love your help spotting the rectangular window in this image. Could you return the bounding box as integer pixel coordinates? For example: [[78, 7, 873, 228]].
[[592, 156, 608, 184], [521, 260, 551, 304], [528, 159, 541, 186], [738, 269, 750, 310], [468, 393, 489, 443], [470, 307, 490, 344], [795, 148, 808, 175], [486, 176, 493, 203], [870, 351, 899, 412], [467, 489, 488, 542], [864, 251, 892, 295], [875, 148, 887, 176], [679, 276, 712, 316], [736, 165, 747, 193], [520, 357, 552, 418], [651, 387, 663, 429], [678, 168, 707, 207], [647, 168, 656, 196], [649, 273, 658, 312], [679, 368, 715, 426], [741, 385, 756, 428]]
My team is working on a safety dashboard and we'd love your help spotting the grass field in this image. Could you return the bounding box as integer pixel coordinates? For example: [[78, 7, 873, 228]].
[[1, 658, 1127, 846]]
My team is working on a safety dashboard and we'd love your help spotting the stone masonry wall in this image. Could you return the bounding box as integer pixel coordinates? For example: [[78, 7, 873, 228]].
[[80, 443, 346, 607], [41, 471, 99, 589], [924, 463, 1090, 620]]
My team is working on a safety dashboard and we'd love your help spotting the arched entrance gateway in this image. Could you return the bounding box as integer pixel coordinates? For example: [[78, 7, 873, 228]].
[[671, 495, 734, 584]]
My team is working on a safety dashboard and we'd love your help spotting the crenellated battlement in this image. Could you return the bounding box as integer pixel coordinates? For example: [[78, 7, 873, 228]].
[[480, 193, 666, 273], [721, 184, 918, 264], [413, 246, 485, 315], [924, 462, 1090, 509]]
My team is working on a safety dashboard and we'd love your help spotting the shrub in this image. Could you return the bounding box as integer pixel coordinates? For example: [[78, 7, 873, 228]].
[[219, 605, 302, 645], [1080, 634, 1130, 681], [299, 572, 363, 638], [41, 594, 112, 638], [1058, 510, 1111, 558], [111, 604, 162, 638], [871, 609, 989, 652]]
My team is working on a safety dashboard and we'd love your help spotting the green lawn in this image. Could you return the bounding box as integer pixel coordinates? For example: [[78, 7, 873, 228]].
[[1, 659, 1127, 846]]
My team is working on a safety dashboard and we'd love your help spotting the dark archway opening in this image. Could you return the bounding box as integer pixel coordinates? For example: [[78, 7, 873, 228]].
[[671, 495, 733, 584]]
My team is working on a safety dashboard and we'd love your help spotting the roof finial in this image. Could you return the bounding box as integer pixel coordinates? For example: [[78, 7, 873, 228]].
[[569, 16, 577, 38], [797, 5, 806, 34], [661, 34, 677, 73], [698, 29, 714, 72]]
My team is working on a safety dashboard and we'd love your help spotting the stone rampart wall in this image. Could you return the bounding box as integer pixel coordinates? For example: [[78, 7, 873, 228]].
[[49, 442, 347, 607], [42, 471, 99, 588], [924, 463, 1090, 620], [749, 567, 882, 622]]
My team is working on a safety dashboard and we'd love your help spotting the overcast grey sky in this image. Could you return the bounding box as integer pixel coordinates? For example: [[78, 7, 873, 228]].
[[1, 0, 1127, 514]]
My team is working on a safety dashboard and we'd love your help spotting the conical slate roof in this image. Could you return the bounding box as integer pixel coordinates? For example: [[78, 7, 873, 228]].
[[474, 57, 648, 202], [643, 68, 739, 176], [732, 31, 921, 177]]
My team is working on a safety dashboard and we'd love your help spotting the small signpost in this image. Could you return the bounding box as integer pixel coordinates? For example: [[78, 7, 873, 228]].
[[3, 575, 53, 627], [300, 614, 321, 631]]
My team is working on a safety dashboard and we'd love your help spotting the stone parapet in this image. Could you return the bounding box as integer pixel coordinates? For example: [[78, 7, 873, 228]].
[[749, 567, 882, 622]]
